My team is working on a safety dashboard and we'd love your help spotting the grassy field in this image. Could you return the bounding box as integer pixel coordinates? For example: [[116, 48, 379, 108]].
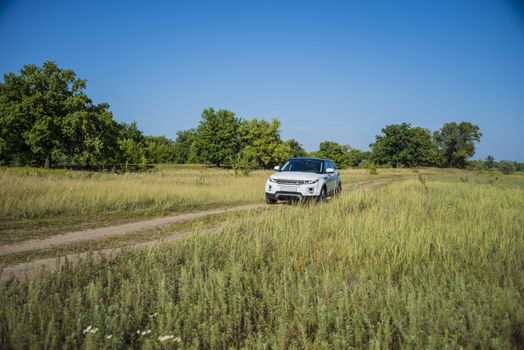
[[0, 166, 463, 222], [0, 165, 270, 240], [1, 172, 523, 348], [0, 166, 452, 242]]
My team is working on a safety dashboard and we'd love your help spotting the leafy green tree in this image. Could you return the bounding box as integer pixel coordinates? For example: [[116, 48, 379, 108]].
[[144, 135, 177, 164], [485, 155, 496, 169], [0, 61, 119, 167], [1, 62, 80, 167], [238, 118, 290, 168], [499, 161, 516, 175], [285, 139, 307, 158], [173, 129, 196, 164], [0, 72, 34, 165], [433, 122, 482, 168], [312, 141, 369, 168], [346, 149, 371, 167], [467, 159, 487, 171], [315, 141, 351, 168], [193, 108, 240, 167], [62, 101, 119, 166], [187, 141, 201, 164], [370, 123, 439, 167], [117, 122, 146, 164], [231, 151, 257, 176]]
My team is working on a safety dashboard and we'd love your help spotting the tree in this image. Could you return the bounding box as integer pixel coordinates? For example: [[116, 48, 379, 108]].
[[433, 122, 482, 168], [61, 101, 119, 166], [1, 62, 82, 167], [370, 123, 439, 168], [144, 135, 177, 164], [238, 118, 290, 168], [285, 139, 307, 158], [312, 141, 370, 168], [172, 129, 196, 164], [193, 108, 240, 167], [315, 141, 351, 168], [117, 122, 146, 164], [485, 155, 496, 169], [0, 61, 119, 167], [499, 161, 516, 175], [0, 71, 33, 165], [346, 149, 371, 167], [467, 159, 488, 171]]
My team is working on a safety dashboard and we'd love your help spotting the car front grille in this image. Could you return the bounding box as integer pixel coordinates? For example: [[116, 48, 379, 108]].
[[275, 179, 306, 185]]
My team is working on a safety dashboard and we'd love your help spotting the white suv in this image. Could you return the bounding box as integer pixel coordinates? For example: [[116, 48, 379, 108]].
[[265, 158, 342, 204]]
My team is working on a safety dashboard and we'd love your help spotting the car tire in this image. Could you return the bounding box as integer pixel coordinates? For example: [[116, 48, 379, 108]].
[[317, 186, 327, 203], [334, 182, 342, 197], [266, 195, 277, 205]]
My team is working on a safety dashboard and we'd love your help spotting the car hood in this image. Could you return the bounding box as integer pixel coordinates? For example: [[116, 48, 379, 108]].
[[269, 172, 325, 181]]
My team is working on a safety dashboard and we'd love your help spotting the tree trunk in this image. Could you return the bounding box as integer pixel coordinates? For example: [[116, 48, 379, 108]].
[[44, 156, 51, 169]]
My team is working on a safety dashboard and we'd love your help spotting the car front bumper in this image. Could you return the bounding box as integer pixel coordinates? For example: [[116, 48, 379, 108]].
[[265, 181, 322, 200]]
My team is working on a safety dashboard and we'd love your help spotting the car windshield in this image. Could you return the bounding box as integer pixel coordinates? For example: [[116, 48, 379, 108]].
[[280, 159, 323, 173]]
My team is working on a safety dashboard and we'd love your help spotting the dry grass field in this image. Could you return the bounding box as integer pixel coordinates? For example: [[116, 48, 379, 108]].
[[0, 165, 269, 240], [0, 166, 457, 241], [0, 167, 523, 348]]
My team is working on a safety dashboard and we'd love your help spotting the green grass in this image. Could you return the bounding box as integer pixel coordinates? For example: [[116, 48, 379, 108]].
[[1, 174, 523, 348]]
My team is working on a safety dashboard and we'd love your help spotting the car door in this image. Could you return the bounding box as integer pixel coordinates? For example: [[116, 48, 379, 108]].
[[332, 161, 340, 189], [325, 160, 337, 193]]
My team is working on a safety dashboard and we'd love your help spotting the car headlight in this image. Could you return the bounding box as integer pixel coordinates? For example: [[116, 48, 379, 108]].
[[306, 179, 319, 184], [269, 177, 277, 183]]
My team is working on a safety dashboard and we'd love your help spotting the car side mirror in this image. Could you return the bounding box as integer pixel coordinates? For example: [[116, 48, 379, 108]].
[[326, 168, 335, 173], [274, 166, 280, 171]]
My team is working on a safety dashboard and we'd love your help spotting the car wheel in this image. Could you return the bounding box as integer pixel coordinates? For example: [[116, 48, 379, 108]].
[[266, 195, 277, 205], [335, 182, 342, 197], [317, 187, 327, 203]]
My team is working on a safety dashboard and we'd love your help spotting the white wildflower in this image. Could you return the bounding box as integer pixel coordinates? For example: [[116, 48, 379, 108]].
[[106, 335, 113, 339], [158, 335, 181, 343], [158, 335, 174, 342], [83, 325, 98, 334]]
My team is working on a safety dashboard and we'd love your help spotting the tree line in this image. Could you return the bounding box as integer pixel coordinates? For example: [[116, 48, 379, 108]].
[[0, 62, 521, 172]]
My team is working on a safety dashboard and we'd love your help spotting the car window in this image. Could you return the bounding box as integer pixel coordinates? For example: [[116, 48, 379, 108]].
[[280, 159, 323, 173]]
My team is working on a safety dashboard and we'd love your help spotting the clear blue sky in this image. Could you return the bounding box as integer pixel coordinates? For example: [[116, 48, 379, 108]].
[[1, 0, 523, 161]]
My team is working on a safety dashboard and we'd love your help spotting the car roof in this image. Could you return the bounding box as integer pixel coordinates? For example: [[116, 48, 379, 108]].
[[288, 157, 331, 162]]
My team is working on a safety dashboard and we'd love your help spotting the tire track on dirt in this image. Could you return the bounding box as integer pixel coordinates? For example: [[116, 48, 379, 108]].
[[1, 226, 224, 281], [0, 203, 263, 256]]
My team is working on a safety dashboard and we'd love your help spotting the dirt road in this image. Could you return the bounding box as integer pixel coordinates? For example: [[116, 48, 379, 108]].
[[1, 227, 223, 281], [0, 203, 263, 256]]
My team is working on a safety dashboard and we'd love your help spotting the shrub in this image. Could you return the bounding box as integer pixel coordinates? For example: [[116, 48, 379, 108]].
[[499, 161, 516, 175]]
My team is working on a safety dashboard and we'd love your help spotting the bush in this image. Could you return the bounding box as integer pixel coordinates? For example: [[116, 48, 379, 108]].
[[231, 153, 257, 176], [358, 159, 378, 175], [499, 161, 516, 175]]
